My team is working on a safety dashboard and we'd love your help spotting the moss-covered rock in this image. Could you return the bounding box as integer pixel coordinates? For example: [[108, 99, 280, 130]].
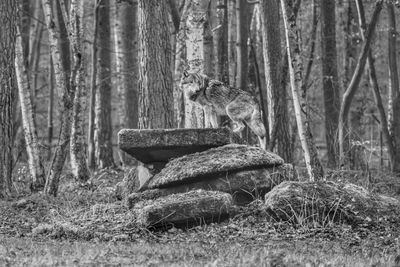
[[264, 181, 400, 224], [133, 190, 233, 228], [147, 144, 284, 189]]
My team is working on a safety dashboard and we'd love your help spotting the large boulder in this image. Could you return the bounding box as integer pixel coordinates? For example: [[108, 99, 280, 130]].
[[118, 128, 242, 165], [133, 190, 233, 228], [264, 181, 400, 224], [126, 164, 296, 208], [147, 144, 285, 189]]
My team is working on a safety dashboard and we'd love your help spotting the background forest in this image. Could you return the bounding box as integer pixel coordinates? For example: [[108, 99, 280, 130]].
[[0, 0, 400, 197]]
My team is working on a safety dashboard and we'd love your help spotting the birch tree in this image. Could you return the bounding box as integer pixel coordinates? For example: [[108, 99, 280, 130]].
[[42, 0, 73, 196], [184, 0, 213, 128], [15, 31, 46, 191], [69, 0, 90, 181], [280, 0, 324, 181]]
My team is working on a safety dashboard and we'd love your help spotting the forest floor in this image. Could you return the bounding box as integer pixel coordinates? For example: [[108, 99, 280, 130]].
[[1, 166, 400, 266]]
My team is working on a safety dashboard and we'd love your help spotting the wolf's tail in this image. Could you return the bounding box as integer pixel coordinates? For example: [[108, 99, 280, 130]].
[[246, 106, 267, 143]]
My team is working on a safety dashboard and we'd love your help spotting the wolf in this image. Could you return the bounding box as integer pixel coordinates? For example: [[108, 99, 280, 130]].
[[180, 71, 266, 149]]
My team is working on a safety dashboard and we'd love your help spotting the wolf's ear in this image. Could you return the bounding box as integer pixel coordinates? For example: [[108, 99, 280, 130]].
[[183, 70, 189, 77]]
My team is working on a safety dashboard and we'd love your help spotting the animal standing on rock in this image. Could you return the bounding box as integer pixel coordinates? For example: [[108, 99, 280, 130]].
[[180, 71, 267, 149]]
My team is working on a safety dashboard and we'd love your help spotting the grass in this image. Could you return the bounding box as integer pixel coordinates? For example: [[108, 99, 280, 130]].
[[0, 236, 397, 266], [1, 167, 400, 266]]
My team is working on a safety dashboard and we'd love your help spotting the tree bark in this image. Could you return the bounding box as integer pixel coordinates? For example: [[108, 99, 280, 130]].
[[184, 0, 213, 128], [0, 0, 17, 198], [48, 55, 55, 160], [321, 0, 341, 168], [338, 0, 383, 166], [87, 1, 100, 170], [15, 32, 46, 191], [387, 2, 400, 173], [69, 0, 90, 181], [94, 0, 115, 169], [280, 0, 324, 181], [115, 0, 139, 166], [235, 0, 251, 90], [228, 0, 236, 87], [260, 0, 291, 162], [42, 0, 73, 196], [174, 0, 190, 128], [214, 0, 229, 84], [138, 0, 174, 129]]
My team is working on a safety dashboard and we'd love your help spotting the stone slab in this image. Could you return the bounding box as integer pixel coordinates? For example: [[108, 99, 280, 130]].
[[147, 144, 284, 189], [118, 128, 242, 164], [133, 190, 233, 228], [126, 164, 295, 207]]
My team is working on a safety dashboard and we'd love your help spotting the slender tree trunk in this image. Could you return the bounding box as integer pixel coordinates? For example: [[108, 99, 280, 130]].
[[387, 2, 400, 173], [260, 0, 291, 161], [235, 0, 251, 90], [338, 1, 383, 166], [214, 0, 229, 84], [42, 0, 73, 196], [94, 0, 114, 169], [48, 55, 55, 160], [250, 5, 269, 145], [0, 0, 17, 198], [15, 32, 45, 191], [280, 0, 324, 181], [228, 0, 237, 87], [70, 0, 90, 181], [174, 0, 190, 129], [184, 0, 213, 128], [321, 0, 340, 168], [87, 1, 100, 170], [138, 0, 174, 129], [115, 0, 139, 166]]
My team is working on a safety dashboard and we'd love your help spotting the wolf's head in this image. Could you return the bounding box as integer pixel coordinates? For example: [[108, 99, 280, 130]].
[[180, 71, 209, 101]]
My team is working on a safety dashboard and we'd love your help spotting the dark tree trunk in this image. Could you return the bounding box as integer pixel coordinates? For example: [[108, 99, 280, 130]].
[[138, 0, 174, 129], [321, 0, 341, 168]]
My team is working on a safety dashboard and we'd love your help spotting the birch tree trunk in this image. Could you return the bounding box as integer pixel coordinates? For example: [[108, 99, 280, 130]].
[[94, 0, 115, 169], [280, 0, 324, 181], [228, 0, 237, 87], [138, 0, 174, 129], [48, 55, 55, 160], [115, 0, 139, 166], [42, 0, 73, 196], [174, 0, 190, 128], [184, 0, 213, 128], [338, 1, 383, 166], [15, 32, 46, 191], [0, 0, 17, 198], [260, 0, 291, 162], [69, 0, 90, 181], [214, 0, 229, 84], [88, 1, 100, 170]]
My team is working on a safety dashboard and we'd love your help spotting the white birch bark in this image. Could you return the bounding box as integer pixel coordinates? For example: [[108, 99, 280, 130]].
[[42, 0, 73, 196], [15, 33, 46, 191], [69, 0, 90, 181]]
